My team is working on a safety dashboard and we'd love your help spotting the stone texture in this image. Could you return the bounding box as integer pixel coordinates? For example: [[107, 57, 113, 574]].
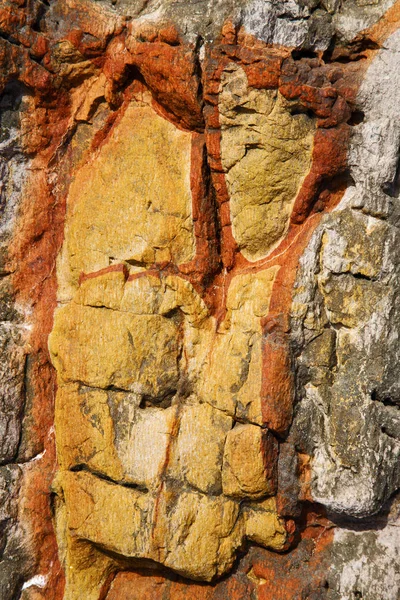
[[57, 98, 195, 302], [222, 424, 277, 499], [291, 26, 400, 521], [1, 0, 400, 598], [220, 64, 314, 260]]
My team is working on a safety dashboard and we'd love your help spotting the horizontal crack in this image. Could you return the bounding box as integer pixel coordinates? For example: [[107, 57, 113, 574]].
[[70, 464, 149, 493]]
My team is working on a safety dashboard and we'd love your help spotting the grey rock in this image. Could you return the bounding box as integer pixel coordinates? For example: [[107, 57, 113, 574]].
[[326, 508, 400, 599], [333, 0, 397, 44], [55, 0, 389, 48], [0, 324, 26, 466], [0, 465, 27, 600], [291, 207, 400, 518], [0, 82, 30, 274], [291, 24, 400, 521], [348, 28, 400, 217], [0, 278, 18, 323], [242, 0, 334, 50], [0, 66, 31, 600]]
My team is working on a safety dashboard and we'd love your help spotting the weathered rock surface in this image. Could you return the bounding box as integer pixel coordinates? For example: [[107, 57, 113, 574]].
[[219, 64, 314, 260], [291, 25, 400, 523], [1, 0, 400, 599]]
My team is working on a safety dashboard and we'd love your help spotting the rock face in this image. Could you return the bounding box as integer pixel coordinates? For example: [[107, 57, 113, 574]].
[[1, 1, 400, 599]]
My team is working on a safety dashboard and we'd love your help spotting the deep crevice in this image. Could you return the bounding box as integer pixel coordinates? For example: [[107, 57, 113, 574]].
[[76, 95, 106, 123], [380, 426, 399, 441], [104, 384, 133, 393], [370, 390, 399, 408], [382, 149, 400, 198], [323, 36, 380, 64], [70, 464, 149, 493], [291, 48, 318, 60], [139, 389, 177, 409], [31, 2, 48, 34], [124, 257, 150, 268], [289, 106, 314, 118], [194, 34, 204, 110], [234, 105, 258, 115], [332, 54, 368, 64], [306, 169, 356, 219], [350, 271, 375, 282], [348, 110, 365, 126], [0, 31, 22, 49]]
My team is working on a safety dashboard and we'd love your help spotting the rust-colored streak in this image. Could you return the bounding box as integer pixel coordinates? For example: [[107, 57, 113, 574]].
[[179, 133, 221, 284], [9, 123, 70, 599], [291, 125, 351, 224], [80, 263, 129, 284]]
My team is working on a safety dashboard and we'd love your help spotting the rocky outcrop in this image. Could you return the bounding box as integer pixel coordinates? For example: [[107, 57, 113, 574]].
[[1, 1, 400, 599]]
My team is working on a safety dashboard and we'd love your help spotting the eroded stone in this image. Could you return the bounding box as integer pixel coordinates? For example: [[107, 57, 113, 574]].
[[57, 99, 195, 301], [222, 424, 277, 500], [220, 64, 314, 261], [243, 497, 286, 550]]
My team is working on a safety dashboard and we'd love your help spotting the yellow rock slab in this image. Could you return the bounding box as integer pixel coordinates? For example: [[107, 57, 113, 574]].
[[168, 402, 233, 494], [158, 488, 244, 581], [220, 63, 314, 261], [222, 424, 275, 499], [57, 99, 195, 301], [243, 497, 286, 550], [49, 303, 181, 394], [62, 470, 152, 557], [55, 383, 124, 481]]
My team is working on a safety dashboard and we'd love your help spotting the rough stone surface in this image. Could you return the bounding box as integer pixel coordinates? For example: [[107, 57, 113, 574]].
[[291, 25, 400, 521], [57, 97, 195, 301], [1, 0, 400, 599], [219, 64, 314, 260]]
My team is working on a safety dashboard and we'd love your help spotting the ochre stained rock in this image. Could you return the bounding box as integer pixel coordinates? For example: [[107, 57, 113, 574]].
[[50, 305, 181, 393], [220, 63, 315, 261], [57, 95, 195, 301], [198, 267, 279, 424], [2, 1, 400, 599], [222, 424, 277, 499], [49, 246, 285, 591], [243, 497, 286, 549]]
